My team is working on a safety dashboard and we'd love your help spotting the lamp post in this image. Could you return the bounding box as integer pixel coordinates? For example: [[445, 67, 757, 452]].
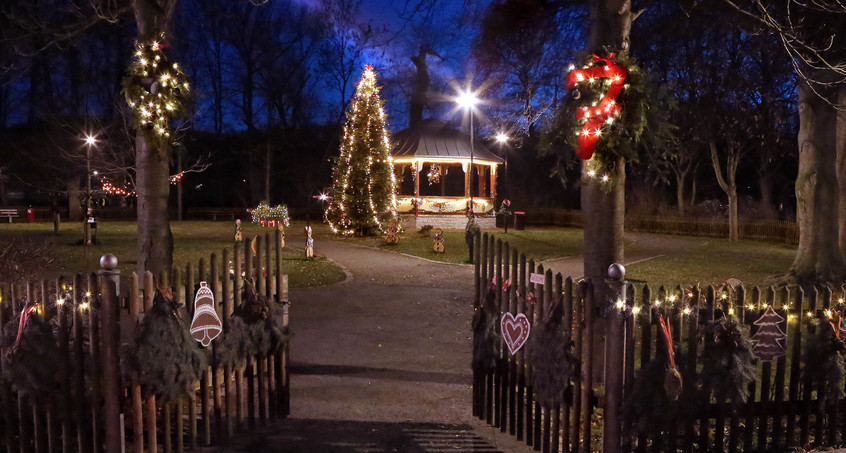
[[84, 135, 96, 245], [495, 132, 509, 199], [456, 89, 479, 213]]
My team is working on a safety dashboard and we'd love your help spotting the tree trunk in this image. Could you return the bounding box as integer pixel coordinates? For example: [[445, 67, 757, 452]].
[[789, 79, 844, 282], [709, 141, 739, 240], [136, 129, 173, 277], [838, 84, 846, 267], [133, 0, 178, 277], [675, 169, 687, 216], [67, 177, 82, 221]]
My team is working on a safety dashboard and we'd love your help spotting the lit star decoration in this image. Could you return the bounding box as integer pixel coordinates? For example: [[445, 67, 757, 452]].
[[565, 53, 627, 160], [325, 65, 398, 235], [122, 35, 189, 153]]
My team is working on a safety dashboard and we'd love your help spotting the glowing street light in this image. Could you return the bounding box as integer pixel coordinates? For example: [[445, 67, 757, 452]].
[[83, 134, 97, 245], [455, 88, 480, 213]]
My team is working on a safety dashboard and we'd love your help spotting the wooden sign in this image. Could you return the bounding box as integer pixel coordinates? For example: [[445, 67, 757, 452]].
[[190, 282, 222, 347], [530, 273, 545, 285], [501, 312, 531, 355]]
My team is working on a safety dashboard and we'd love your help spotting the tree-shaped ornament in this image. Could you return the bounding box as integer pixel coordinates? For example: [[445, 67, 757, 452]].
[[324, 65, 398, 236], [751, 307, 787, 361]]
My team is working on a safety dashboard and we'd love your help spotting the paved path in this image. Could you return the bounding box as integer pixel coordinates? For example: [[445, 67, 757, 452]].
[[222, 230, 708, 452], [224, 234, 533, 452]]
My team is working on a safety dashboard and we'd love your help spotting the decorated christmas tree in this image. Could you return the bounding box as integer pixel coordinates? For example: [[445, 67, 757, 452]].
[[325, 65, 397, 236], [751, 307, 787, 361]]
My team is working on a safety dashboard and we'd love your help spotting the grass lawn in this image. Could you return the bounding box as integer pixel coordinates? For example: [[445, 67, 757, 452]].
[[317, 226, 585, 264], [0, 220, 346, 288], [318, 223, 798, 286]]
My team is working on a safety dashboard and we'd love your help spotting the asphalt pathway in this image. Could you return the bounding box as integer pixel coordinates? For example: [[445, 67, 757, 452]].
[[224, 234, 533, 452]]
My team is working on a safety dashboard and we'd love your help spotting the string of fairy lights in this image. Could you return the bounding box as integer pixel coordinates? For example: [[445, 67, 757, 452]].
[[325, 65, 398, 235], [123, 34, 189, 153]]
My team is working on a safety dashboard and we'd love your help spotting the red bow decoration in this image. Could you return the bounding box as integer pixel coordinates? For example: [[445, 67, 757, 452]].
[[565, 53, 628, 160], [14, 303, 38, 350]]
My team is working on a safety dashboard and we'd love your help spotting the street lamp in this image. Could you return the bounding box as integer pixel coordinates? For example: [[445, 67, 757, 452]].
[[495, 132, 509, 199], [456, 89, 480, 213], [84, 135, 96, 245]]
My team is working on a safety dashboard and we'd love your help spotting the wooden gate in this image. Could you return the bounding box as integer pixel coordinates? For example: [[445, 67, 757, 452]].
[[473, 231, 846, 453]]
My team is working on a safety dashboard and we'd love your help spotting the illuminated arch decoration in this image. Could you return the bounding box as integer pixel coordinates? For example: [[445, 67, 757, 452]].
[[565, 53, 627, 160]]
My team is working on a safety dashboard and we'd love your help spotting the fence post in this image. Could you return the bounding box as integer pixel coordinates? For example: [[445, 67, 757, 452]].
[[97, 254, 122, 453], [603, 263, 626, 453]]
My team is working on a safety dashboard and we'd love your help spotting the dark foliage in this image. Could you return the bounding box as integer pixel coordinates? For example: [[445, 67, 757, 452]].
[[803, 319, 846, 401], [524, 313, 578, 406], [624, 355, 677, 436], [472, 286, 500, 373], [215, 278, 290, 369], [0, 309, 59, 403], [122, 288, 207, 402], [700, 317, 755, 403]]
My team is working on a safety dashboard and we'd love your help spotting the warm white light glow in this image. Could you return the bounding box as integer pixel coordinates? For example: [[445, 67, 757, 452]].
[[495, 132, 509, 144], [456, 89, 479, 110], [85, 135, 96, 146]]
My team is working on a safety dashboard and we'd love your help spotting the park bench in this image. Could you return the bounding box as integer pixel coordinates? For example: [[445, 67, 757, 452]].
[[0, 208, 19, 223]]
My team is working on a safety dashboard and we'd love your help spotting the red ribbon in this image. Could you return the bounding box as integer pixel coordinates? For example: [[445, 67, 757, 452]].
[[658, 315, 676, 369], [565, 54, 628, 160], [14, 304, 38, 350]]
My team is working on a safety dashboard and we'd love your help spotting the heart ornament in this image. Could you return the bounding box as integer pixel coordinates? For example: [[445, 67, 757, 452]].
[[564, 53, 628, 160], [501, 312, 531, 355]]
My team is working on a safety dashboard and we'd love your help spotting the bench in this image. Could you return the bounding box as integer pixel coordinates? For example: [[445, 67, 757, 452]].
[[0, 208, 19, 223]]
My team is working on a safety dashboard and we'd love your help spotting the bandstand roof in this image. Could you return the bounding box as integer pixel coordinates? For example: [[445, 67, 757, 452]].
[[391, 119, 504, 165]]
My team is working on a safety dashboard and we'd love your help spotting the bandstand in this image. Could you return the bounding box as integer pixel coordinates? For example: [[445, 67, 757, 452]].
[[391, 119, 504, 229]]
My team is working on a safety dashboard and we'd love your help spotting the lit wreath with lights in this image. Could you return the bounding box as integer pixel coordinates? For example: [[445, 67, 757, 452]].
[[122, 35, 190, 154], [551, 53, 648, 167]]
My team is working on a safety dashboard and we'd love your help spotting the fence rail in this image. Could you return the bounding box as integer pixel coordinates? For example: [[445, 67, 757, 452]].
[[526, 208, 799, 244], [473, 230, 846, 452], [0, 230, 289, 452]]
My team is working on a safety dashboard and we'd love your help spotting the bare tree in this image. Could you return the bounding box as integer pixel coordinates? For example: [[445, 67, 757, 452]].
[[723, 0, 846, 283]]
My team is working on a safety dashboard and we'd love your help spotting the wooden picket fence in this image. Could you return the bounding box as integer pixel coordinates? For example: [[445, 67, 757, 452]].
[[0, 230, 290, 453], [473, 231, 846, 453]]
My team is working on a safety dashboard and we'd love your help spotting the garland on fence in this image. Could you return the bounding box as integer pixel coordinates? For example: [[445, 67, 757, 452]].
[[700, 317, 756, 403], [215, 278, 290, 369], [472, 283, 500, 374], [0, 303, 59, 402], [122, 288, 207, 402], [803, 317, 846, 401], [524, 295, 578, 406]]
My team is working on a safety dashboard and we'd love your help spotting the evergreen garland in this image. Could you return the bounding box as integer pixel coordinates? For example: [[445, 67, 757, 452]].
[[524, 298, 578, 406], [325, 65, 398, 236], [122, 288, 206, 402], [215, 278, 290, 370], [700, 317, 756, 403], [541, 53, 651, 166], [122, 34, 190, 155], [624, 355, 677, 436], [0, 308, 59, 403], [803, 318, 846, 401], [472, 285, 500, 374]]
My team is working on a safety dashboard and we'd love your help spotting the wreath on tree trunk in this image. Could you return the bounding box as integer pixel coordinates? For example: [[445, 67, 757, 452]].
[[214, 278, 290, 370], [524, 296, 578, 406], [0, 304, 59, 403], [122, 288, 207, 402]]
